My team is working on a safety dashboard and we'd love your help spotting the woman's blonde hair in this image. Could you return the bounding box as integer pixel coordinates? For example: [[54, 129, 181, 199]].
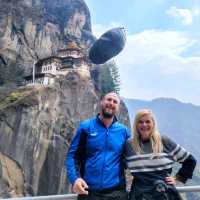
[[132, 109, 163, 154]]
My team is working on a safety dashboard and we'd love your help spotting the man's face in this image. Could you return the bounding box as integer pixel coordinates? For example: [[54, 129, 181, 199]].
[[100, 92, 120, 118]]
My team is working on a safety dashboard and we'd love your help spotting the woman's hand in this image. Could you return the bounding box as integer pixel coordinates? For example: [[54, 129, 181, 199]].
[[165, 176, 176, 185]]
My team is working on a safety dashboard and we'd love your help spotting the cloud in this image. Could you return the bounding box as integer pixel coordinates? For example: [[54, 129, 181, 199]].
[[92, 22, 124, 38], [114, 30, 200, 105], [193, 7, 200, 16], [117, 30, 197, 73], [166, 6, 194, 25]]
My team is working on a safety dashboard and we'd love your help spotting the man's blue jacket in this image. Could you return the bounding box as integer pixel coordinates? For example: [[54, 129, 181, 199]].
[[66, 115, 130, 190]]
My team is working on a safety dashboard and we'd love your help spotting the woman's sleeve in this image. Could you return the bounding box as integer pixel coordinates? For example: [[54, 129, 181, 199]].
[[124, 139, 137, 172], [162, 135, 196, 183]]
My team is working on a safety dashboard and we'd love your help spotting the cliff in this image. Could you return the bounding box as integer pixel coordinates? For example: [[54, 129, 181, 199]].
[[0, 0, 94, 74], [0, 0, 130, 197], [0, 71, 98, 197], [0, 71, 130, 197]]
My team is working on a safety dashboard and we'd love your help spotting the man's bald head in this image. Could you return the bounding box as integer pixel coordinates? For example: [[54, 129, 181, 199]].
[[100, 92, 120, 118], [101, 92, 120, 102]]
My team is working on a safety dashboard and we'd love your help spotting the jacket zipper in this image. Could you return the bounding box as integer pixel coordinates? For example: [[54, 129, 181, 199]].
[[100, 128, 109, 189]]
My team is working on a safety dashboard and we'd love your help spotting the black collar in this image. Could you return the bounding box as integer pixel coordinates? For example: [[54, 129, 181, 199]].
[[96, 113, 118, 127]]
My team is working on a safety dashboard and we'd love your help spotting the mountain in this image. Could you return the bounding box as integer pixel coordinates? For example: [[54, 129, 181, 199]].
[[123, 97, 200, 162]]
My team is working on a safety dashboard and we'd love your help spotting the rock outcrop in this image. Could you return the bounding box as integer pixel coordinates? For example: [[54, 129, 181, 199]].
[[0, 71, 98, 196], [0, 70, 130, 197], [0, 0, 94, 74], [0, 0, 130, 197]]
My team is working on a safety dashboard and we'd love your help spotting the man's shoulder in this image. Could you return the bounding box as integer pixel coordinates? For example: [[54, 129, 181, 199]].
[[115, 121, 129, 129], [114, 122, 131, 138], [79, 117, 96, 128]]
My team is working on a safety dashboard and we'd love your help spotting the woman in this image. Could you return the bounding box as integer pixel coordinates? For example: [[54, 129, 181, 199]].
[[125, 109, 196, 200]]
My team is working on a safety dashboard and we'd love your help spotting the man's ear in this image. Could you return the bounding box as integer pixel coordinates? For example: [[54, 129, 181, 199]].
[[118, 102, 121, 109], [116, 103, 120, 112]]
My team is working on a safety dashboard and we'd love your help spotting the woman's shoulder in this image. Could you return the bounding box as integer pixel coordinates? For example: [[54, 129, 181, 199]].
[[161, 134, 178, 152]]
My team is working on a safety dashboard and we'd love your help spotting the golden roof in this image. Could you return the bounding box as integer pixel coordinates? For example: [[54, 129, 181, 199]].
[[66, 41, 80, 50]]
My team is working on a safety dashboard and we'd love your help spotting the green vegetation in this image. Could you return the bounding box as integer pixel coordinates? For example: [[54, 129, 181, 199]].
[[0, 59, 25, 109], [0, 90, 25, 110], [0, 88, 33, 110], [8, 91, 23, 102], [98, 61, 121, 95], [0, 60, 24, 86]]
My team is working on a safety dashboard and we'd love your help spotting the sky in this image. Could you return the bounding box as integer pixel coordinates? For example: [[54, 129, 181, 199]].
[[84, 0, 200, 105]]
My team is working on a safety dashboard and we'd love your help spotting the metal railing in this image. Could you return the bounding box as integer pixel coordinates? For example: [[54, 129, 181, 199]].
[[3, 194, 77, 200], [177, 185, 200, 193], [3, 186, 200, 200]]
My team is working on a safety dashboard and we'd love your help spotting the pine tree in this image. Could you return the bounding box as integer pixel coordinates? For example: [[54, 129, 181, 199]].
[[98, 61, 121, 95], [109, 61, 121, 94]]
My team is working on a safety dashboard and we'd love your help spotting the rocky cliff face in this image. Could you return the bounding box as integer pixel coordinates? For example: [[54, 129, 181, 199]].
[[0, 71, 98, 197], [0, 0, 130, 197], [0, 0, 94, 74], [0, 70, 130, 197]]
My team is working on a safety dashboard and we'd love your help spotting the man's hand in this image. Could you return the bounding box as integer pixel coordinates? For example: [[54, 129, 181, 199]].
[[73, 178, 89, 195]]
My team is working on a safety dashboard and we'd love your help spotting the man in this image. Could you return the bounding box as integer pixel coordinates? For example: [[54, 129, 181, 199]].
[[66, 92, 130, 200]]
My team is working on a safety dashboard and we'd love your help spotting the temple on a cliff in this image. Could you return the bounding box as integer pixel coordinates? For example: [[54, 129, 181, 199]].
[[24, 42, 91, 85]]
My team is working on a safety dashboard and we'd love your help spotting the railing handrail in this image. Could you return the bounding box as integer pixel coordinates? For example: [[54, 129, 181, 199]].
[[3, 186, 200, 200], [177, 185, 200, 192], [2, 194, 77, 200]]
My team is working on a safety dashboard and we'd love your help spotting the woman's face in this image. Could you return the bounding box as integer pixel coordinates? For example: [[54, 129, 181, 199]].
[[136, 114, 154, 141]]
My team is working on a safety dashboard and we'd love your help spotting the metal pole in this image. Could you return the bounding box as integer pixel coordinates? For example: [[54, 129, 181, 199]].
[[32, 61, 35, 85], [2, 194, 77, 200], [177, 185, 200, 193]]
